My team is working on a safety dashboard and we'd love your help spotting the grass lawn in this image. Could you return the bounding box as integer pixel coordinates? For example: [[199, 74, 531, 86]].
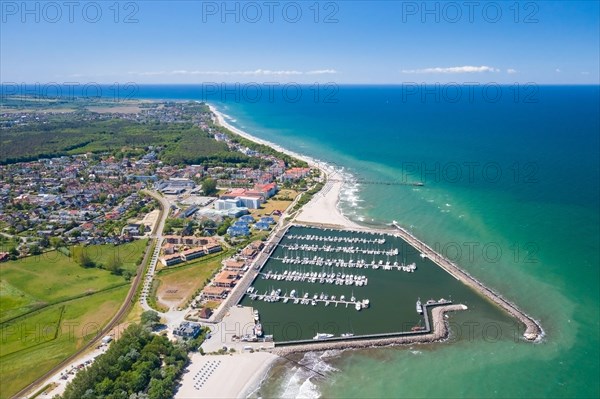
[[0, 285, 130, 399], [249, 189, 297, 221], [0, 240, 148, 398], [1, 252, 127, 322], [204, 301, 221, 310], [154, 249, 234, 310], [71, 239, 148, 274]]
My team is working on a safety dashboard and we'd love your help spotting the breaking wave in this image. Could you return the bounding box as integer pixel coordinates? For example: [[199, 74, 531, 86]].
[[271, 351, 341, 399]]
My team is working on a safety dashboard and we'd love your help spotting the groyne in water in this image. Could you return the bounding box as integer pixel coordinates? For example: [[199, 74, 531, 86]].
[[272, 304, 468, 355], [390, 222, 543, 341]]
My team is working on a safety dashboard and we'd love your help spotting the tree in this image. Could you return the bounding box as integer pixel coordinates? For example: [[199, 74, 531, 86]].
[[216, 218, 232, 236], [106, 254, 123, 275], [29, 244, 42, 255], [201, 178, 218, 196], [50, 237, 65, 249], [141, 311, 161, 328], [8, 246, 19, 260], [75, 249, 95, 268], [39, 236, 50, 248]]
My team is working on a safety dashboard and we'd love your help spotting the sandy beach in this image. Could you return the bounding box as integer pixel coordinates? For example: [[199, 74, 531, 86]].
[[209, 104, 361, 229], [175, 352, 278, 399]]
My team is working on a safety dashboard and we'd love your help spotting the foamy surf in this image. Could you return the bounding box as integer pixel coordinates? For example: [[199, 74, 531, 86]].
[[274, 351, 341, 399]]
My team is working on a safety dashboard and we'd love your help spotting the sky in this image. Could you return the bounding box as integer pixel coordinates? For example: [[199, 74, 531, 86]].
[[1, 1, 599, 85]]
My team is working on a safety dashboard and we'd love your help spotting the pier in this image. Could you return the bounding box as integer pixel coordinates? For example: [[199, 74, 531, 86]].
[[286, 233, 386, 244], [270, 255, 416, 272], [279, 243, 398, 256], [391, 221, 543, 341], [258, 270, 369, 286], [247, 286, 370, 310]]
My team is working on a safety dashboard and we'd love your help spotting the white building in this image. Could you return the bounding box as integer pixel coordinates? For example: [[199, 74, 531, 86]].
[[214, 198, 242, 210], [238, 196, 262, 209]]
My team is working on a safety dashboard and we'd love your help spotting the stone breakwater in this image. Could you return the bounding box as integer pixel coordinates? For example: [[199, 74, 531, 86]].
[[391, 222, 543, 341], [272, 304, 468, 356]]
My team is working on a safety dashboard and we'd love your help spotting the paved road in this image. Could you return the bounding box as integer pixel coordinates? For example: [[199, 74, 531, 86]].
[[138, 190, 170, 313], [138, 190, 191, 330]]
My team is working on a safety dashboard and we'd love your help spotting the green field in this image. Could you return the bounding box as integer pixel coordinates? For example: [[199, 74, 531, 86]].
[[0, 286, 129, 399], [71, 239, 148, 275], [1, 240, 147, 323], [0, 240, 147, 398]]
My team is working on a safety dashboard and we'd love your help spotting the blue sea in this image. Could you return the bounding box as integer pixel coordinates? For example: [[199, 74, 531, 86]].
[[76, 84, 600, 397]]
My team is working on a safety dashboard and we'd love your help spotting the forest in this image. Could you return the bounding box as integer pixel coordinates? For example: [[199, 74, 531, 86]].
[[61, 322, 190, 399]]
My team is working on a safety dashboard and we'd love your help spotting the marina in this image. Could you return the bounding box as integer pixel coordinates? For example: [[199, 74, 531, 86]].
[[238, 224, 515, 343]]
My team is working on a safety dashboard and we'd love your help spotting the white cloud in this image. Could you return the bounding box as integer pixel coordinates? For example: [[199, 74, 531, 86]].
[[581, 71, 590, 75], [507, 68, 517, 74], [245, 69, 303, 76], [306, 69, 338, 75], [401, 65, 500, 74], [555, 68, 561, 73]]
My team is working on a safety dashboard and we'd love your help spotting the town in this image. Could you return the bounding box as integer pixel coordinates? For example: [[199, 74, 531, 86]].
[[0, 99, 326, 398], [0, 101, 315, 261]]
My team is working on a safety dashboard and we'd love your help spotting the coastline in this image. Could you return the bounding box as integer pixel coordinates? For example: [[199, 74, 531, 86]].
[[208, 104, 362, 230], [187, 102, 544, 398], [174, 352, 278, 399], [208, 102, 543, 341]]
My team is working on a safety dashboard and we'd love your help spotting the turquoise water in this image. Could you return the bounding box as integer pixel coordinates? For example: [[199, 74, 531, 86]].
[[134, 85, 599, 398]]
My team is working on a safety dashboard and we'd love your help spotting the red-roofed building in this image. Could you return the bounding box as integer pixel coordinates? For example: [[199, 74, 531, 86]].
[[221, 188, 248, 200], [201, 286, 229, 301], [254, 183, 278, 198], [161, 253, 183, 267], [205, 243, 222, 254], [282, 167, 311, 182], [181, 247, 206, 261], [224, 258, 246, 271], [213, 271, 239, 287]]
